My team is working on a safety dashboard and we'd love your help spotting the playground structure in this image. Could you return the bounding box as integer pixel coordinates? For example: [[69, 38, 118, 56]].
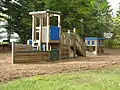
[[85, 37, 104, 55], [12, 10, 86, 64]]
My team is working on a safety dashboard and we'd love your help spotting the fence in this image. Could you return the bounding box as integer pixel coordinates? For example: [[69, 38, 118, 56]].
[[12, 43, 50, 64]]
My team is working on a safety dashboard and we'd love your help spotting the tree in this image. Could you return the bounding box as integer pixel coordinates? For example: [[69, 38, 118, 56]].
[[86, 0, 112, 37], [0, 0, 17, 42], [0, 0, 112, 43], [0, 0, 45, 43], [45, 0, 112, 38]]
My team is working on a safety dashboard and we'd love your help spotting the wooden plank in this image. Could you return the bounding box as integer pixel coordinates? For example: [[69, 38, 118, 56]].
[[14, 58, 49, 62], [15, 44, 35, 50], [15, 52, 50, 56], [61, 48, 69, 50], [61, 51, 69, 54], [15, 55, 49, 59], [61, 52, 69, 55], [14, 60, 48, 63], [61, 55, 69, 59], [14, 60, 48, 64], [61, 49, 69, 51], [49, 40, 60, 43], [14, 57, 49, 63]]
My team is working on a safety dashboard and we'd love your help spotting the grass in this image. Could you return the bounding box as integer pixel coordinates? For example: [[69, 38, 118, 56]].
[[0, 42, 9, 45], [104, 39, 120, 49], [112, 45, 120, 49], [1, 68, 120, 90]]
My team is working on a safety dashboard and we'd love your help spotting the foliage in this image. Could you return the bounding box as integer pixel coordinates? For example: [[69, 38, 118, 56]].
[[0, 0, 112, 43], [1, 68, 120, 90], [112, 9, 120, 41]]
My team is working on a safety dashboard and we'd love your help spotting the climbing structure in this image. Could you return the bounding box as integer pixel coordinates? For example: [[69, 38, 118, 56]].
[[12, 10, 86, 64]]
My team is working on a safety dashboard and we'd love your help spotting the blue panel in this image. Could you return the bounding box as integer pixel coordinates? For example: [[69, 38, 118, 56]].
[[92, 41, 94, 45], [50, 26, 60, 40], [88, 41, 90, 45], [85, 37, 104, 40]]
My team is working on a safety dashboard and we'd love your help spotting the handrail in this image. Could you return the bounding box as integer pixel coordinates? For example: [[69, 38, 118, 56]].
[[75, 34, 86, 51]]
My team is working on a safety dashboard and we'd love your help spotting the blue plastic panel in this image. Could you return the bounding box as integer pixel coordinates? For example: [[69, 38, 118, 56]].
[[85, 37, 104, 40], [50, 26, 60, 40], [92, 41, 94, 45], [88, 41, 90, 45]]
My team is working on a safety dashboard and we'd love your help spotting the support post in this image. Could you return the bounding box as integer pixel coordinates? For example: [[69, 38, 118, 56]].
[[68, 30, 70, 58], [32, 15, 34, 41], [58, 15, 61, 59], [73, 28, 76, 58], [12, 42, 15, 64], [95, 40, 98, 55], [46, 13, 50, 51], [32, 15, 36, 46], [39, 17, 43, 50]]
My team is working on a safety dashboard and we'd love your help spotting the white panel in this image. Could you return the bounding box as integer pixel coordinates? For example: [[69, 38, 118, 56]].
[[42, 27, 47, 42]]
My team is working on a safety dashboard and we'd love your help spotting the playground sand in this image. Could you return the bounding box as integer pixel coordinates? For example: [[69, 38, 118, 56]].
[[0, 48, 120, 83]]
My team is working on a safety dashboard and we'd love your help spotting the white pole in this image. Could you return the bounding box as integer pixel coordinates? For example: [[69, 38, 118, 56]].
[[12, 42, 15, 64], [73, 27, 76, 33], [39, 17, 42, 50], [58, 15, 61, 28], [46, 13, 50, 51], [58, 14, 61, 59], [32, 15, 35, 41]]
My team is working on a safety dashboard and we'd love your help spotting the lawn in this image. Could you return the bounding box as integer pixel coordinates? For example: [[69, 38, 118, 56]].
[[0, 67, 120, 90]]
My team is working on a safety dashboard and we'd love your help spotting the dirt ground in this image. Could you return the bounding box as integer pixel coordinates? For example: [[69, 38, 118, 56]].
[[0, 48, 120, 83]]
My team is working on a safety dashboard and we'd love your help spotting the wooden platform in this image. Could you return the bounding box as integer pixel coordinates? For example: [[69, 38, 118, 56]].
[[12, 44, 70, 64], [13, 50, 50, 64], [12, 44, 50, 64]]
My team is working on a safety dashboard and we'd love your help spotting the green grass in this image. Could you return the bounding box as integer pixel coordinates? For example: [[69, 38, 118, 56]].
[[1, 68, 120, 90], [112, 45, 120, 49], [104, 39, 120, 49], [0, 42, 9, 45]]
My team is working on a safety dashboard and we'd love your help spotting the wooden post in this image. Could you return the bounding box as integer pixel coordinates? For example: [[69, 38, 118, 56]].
[[73, 28, 76, 58], [58, 15, 61, 60], [68, 30, 71, 58], [46, 13, 50, 51], [12, 42, 15, 64], [95, 40, 98, 55]]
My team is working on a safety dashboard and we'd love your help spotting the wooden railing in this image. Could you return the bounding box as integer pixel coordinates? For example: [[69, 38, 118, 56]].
[[75, 34, 86, 56]]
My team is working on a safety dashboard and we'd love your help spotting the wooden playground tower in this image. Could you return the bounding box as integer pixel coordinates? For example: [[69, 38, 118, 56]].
[[29, 10, 61, 51]]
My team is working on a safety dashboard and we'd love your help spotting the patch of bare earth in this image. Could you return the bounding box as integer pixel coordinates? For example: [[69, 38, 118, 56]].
[[0, 48, 120, 83]]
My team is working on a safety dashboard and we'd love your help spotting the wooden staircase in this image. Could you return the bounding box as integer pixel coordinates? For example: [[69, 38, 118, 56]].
[[61, 33, 86, 57]]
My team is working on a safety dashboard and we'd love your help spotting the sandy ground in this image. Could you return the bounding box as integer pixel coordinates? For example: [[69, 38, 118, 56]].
[[0, 48, 120, 83]]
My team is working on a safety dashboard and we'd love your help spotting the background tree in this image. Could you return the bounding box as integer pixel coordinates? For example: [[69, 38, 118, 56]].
[[0, 0, 113, 43]]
